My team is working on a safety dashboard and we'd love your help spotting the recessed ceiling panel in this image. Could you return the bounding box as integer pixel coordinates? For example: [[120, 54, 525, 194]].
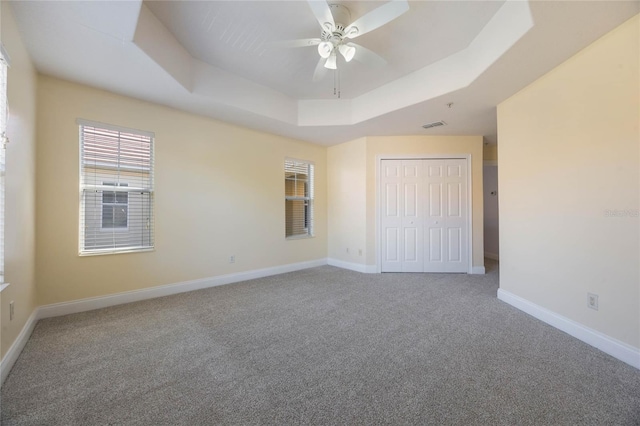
[[145, 1, 505, 99]]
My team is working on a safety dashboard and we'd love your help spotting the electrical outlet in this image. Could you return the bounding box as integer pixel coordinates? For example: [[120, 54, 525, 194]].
[[587, 293, 598, 311], [9, 301, 14, 321], [346, 248, 349, 254], [358, 249, 363, 256], [229, 255, 235, 264]]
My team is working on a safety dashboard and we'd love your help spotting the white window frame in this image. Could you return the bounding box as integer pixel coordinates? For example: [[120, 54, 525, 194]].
[[0, 44, 9, 289], [78, 119, 154, 256], [101, 182, 129, 231], [285, 158, 314, 239]]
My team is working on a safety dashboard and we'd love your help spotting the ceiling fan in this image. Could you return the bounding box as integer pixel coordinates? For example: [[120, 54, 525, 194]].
[[275, 0, 409, 81]]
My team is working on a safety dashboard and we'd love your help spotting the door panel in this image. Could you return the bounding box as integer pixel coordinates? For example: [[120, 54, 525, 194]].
[[403, 163, 419, 178], [381, 161, 402, 272], [447, 182, 461, 217], [428, 164, 442, 177], [448, 227, 461, 262], [386, 183, 399, 217], [424, 160, 445, 272], [447, 164, 462, 178], [428, 228, 443, 262], [404, 183, 418, 217], [428, 183, 441, 217], [400, 160, 423, 272], [404, 228, 418, 261], [386, 228, 400, 261], [443, 159, 468, 272]]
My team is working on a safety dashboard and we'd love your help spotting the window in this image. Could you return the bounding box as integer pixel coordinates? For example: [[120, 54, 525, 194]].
[[0, 45, 8, 285], [285, 158, 314, 238], [79, 120, 154, 255], [102, 182, 128, 229]]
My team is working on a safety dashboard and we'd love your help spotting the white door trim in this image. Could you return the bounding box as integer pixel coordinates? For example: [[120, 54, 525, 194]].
[[376, 154, 473, 274]]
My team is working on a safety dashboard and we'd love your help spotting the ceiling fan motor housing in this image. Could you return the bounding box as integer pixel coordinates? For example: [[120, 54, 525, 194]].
[[323, 4, 352, 41]]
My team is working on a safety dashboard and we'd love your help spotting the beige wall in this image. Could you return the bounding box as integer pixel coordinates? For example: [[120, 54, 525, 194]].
[[327, 137, 367, 264], [483, 144, 498, 162], [36, 76, 327, 305], [328, 135, 484, 270], [0, 3, 38, 359], [498, 15, 639, 348]]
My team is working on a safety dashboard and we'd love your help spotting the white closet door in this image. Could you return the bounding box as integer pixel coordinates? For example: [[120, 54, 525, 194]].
[[400, 160, 424, 272], [381, 160, 402, 272], [424, 159, 468, 272], [424, 160, 446, 272], [381, 158, 468, 273], [443, 159, 468, 272]]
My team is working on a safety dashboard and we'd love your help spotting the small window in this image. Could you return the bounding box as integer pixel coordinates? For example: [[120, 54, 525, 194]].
[[285, 159, 314, 238], [102, 182, 128, 229], [79, 120, 154, 255]]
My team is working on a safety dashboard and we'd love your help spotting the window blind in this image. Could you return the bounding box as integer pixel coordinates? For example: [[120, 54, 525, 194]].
[[78, 120, 154, 255], [0, 48, 7, 282], [285, 158, 314, 238]]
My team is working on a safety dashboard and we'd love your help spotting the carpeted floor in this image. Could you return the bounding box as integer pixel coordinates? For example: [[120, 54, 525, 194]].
[[1, 260, 639, 425]]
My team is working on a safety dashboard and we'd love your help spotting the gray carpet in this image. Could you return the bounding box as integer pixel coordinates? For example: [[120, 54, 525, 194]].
[[1, 260, 639, 425]]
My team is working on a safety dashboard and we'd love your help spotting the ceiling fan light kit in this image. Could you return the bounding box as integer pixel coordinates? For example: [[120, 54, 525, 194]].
[[318, 41, 333, 58], [324, 53, 337, 70], [338, 44, 356, 62]]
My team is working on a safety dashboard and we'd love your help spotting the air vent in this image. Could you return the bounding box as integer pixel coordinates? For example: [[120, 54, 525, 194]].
[[422, 121, 446, 129]]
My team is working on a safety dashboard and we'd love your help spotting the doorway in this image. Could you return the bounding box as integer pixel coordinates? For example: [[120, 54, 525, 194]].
[[483, 163, 499, 260], [379, 158, 471, 273]]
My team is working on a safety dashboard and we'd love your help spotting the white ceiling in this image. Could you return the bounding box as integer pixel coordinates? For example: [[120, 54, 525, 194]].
[[8, 1, 640, 146]]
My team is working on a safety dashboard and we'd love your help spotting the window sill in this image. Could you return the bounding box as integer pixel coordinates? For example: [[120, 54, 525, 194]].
[[0, 283, 10, 293], [286, 235, 314, 241], [79, 247, 155, 257]]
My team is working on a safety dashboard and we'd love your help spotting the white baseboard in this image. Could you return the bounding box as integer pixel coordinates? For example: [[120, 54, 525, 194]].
[[39, 258, 328, 319], [327, 258, 376, 273], [0, 309, 39, 385], [485, 252, 499, 261], [471, 266, 486, 274], [329, 259, 485, 275], [497, 289, 640, 370]]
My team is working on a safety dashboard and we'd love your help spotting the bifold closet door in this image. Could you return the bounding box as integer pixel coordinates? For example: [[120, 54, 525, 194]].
[[381, 159, 468, 273], [424, 159, 468, 273], [380, 160, 424, 272]]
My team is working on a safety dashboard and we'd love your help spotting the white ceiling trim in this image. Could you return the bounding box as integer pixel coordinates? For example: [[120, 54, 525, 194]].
[[303, 0, 534, 126], [132, 1, 532, 129], [298, 98, 353, 126], [192, 58, 298, 125], [133, 4, 193, 92]]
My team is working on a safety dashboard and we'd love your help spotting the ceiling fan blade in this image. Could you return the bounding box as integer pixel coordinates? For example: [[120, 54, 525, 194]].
[[349, 43, 387, 67], [268, 38, 321, 49], [312, 57, 328, 82], [344, 0, 409, 39], [307, 0, 335, 32]]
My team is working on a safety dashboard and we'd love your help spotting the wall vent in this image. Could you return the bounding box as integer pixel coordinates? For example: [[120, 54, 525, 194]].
[[422, 120, 446, 129]]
